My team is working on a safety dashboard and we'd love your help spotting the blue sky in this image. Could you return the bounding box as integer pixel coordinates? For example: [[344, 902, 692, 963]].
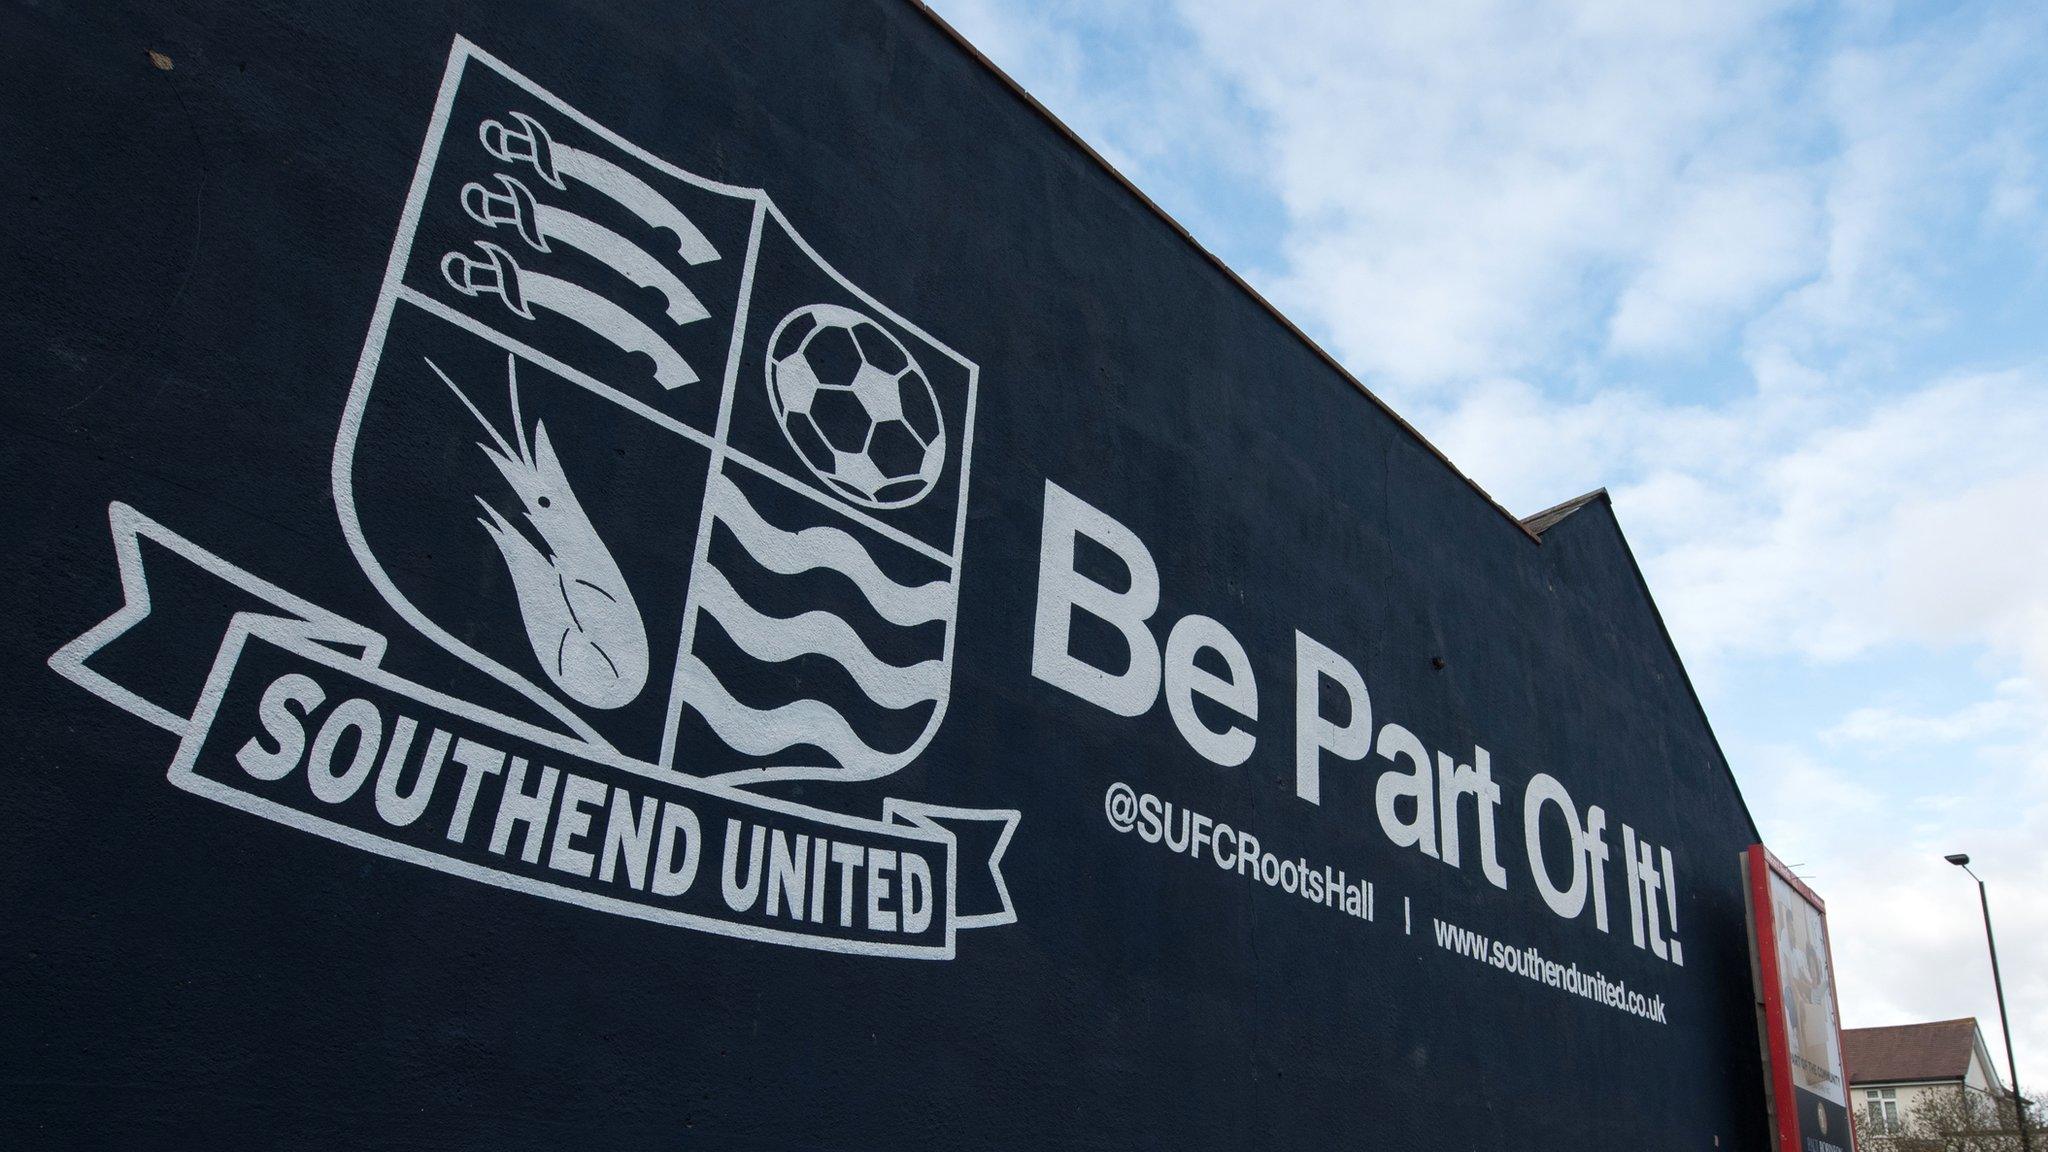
[[933, 0, 2048, 1079]]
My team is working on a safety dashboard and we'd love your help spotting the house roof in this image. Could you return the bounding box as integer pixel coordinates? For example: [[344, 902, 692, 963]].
[[1844, 1018, 1982, 1085]]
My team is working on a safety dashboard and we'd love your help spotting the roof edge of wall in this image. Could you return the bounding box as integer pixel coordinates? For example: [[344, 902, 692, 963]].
[[1545, 498, 1762, 843]]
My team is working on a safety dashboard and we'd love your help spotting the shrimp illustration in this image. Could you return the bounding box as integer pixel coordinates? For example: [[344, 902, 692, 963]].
[[427, 355, 649, 711]]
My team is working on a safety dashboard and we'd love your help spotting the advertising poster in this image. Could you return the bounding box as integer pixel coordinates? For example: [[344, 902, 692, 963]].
[[5, 3, 1778, 1147], [1746, 844, 1855, 1152]]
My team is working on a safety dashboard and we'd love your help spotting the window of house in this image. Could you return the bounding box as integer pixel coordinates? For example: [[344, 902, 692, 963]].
[[1865, 1088, 1900, 1133]]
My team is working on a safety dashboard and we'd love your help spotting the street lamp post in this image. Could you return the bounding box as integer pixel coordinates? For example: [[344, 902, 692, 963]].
[[1946, 853, 2033, 1152]]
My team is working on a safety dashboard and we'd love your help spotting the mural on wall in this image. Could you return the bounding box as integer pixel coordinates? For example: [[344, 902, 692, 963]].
[[8, 7, 1785, 1144], [46, 38, 1016, 960]]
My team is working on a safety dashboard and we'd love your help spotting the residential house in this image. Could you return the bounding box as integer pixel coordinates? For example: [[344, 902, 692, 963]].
[[1844, 1017, 2008, 1137]]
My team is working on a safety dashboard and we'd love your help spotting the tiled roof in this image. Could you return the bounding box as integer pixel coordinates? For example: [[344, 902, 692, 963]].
[[1844, 1018, 1980, 1085]]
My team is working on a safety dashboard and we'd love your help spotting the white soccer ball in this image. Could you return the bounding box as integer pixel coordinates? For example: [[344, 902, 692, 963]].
[[766, 304, 946, 509]]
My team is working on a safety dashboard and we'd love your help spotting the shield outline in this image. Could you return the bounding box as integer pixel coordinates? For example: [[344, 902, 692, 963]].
[[671, 197, 981, 787], [332, 37, 979, 781]]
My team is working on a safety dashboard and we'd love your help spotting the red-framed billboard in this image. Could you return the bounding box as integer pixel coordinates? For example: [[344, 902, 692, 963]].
[[1745, 844, 1855, 1152]]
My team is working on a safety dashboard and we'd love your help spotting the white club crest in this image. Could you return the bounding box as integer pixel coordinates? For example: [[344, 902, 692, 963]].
[[50, 36, 1015, 958]]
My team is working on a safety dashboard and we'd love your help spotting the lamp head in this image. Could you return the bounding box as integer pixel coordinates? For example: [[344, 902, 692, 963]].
[[1945, 853, 1971, 867]]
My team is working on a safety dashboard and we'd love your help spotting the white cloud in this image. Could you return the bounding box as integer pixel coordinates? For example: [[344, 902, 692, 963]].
[[1641, 373, 2048, 667], [1173, 0, 1818, 387], [1884, 472, 2048, 683], [1825, 680, 2041, 749], [1607, 172, 1822, 356]]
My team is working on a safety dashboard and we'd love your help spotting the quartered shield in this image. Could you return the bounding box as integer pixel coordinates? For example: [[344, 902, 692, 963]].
[[335, 42, 978, 780]]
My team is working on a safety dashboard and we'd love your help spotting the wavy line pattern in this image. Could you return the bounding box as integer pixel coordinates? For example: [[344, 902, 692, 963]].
[[677, 654, 914, 771], [707, 476, 953, 627], [693, 563, 946, 710]]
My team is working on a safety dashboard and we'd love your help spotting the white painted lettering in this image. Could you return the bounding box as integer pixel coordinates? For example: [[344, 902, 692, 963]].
[[547, 772, 608, 878], [599, 790, 659, 890], [307, 697, 383, 805], [652, 803, 701, 897], [1163, 614, 1257, 766], [1373, 721, 1438, 858], [237, 672, 324, 782], [1437, 747, 1508, 889], [1294, 630, 1371, 805], [374, 723, 448, 828], [489, 757, 560, 864], [444, 737, 506, 844], [1031, 480, 1161, 717], [900, 851, 933, 934], [721, 819, 766, 912], [766, 830, 810, 919], [866, 847, 898, 932]]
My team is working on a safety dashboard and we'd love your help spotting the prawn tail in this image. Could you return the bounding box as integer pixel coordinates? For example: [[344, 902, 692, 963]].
[[554, 569, 650, 710], [480, 499, 650, 713]]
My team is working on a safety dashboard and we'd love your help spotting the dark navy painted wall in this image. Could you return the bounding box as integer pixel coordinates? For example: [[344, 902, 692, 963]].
[[2, 2, 1768, 1148]]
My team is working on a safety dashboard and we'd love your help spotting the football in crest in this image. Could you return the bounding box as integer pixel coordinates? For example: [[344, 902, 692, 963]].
[[767, 303, 947, 509]]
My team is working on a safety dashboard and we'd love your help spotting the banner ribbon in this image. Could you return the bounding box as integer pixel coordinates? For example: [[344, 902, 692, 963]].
[[50, 503, 1017, 959]]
